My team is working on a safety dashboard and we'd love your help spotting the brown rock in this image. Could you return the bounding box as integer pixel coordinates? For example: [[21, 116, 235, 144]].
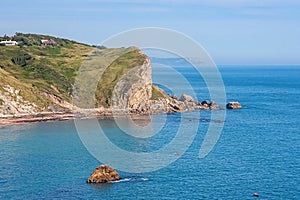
[[87, 164, 121, 183], [209, 101, 220, 109], [179, 94, 194, 102], [226, 102, 242, 109]]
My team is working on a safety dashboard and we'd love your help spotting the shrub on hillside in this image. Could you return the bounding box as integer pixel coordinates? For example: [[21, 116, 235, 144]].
[[11, 54, 32, 66]]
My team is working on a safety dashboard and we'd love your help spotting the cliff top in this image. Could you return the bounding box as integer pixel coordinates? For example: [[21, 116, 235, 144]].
[[0, 33, 148, 113]]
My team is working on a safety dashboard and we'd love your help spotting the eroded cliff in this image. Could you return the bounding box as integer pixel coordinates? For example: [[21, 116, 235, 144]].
[[0, 33, 219, 119]]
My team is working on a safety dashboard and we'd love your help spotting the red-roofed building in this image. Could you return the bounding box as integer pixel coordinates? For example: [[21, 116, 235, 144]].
[[41, 39, 57, 45]]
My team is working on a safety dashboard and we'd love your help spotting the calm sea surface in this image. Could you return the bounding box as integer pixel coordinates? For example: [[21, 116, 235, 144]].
[[0, 63, 299, 199]]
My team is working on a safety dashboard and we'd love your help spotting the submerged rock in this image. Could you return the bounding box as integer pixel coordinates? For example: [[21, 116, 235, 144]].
[[87, 164, 121, 183], [226, 102, 242, 109]]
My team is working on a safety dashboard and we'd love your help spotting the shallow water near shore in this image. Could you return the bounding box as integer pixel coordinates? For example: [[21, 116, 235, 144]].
[[0, 64, 299, 199]]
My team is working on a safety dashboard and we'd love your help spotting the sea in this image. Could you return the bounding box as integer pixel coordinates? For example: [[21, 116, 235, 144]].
[[0, 60, 299, 199]]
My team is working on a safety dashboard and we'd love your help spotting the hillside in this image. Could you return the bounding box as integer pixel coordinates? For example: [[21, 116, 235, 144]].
[[0, 33, 217, 121], [0, 33, 167, 116]]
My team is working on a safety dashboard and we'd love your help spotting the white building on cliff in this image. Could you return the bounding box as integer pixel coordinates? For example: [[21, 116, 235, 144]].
[[0, 40, 18, 46]]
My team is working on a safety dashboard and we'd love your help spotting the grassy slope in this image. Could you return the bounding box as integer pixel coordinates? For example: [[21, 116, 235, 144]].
[[151, 85, 170, 100], [0, 38, 93, 109], [0, 33, 161, 111]]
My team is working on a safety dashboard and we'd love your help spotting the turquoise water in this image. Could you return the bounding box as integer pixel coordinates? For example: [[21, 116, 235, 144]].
[[0, 65, 299, 199]]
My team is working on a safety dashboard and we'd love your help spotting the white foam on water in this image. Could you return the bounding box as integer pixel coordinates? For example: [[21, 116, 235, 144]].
[[108, 178, 132, 183], [109, 177, 149, 183]]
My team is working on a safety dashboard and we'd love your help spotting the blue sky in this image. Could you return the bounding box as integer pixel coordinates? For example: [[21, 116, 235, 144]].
[[1, 0, 300, 65]]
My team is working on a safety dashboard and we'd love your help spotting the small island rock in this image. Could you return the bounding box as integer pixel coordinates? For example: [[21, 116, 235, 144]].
[[226, 102, 242, 109], [87, 164, 121, 183]]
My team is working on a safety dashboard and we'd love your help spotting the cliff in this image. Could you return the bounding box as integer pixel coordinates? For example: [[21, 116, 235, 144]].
[[98, 49, 219, 114], [0, 33, 219, 122], [112, 54, 152, 110], [0, 33, 93, 116]]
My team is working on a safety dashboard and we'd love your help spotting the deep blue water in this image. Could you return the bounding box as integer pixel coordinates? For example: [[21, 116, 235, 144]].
[[0, 65, 299, 199]]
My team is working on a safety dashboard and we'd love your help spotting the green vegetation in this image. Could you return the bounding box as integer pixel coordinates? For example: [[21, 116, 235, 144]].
[[96, 50, 147, 107], [12, 33, 88, 47], [0, 68, 49, 108], [0, 33, 97, 108], [11, 53, 32, 66], [0, 35, 93, 102], [151, 85, 170, 100], [0, 33, 149, 109]]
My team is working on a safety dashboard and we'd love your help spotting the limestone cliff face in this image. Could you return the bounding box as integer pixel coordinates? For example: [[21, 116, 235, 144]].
[[0, 84, 74, 117], [112, 56, 152, 110], [0, 85, 38, 116], [0, 46, 221, 118], [111, 53, 221, 114]]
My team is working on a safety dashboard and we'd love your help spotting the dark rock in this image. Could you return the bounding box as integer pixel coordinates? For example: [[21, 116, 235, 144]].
[[168, 102, 182, 112], [168, 94, 178, 100], [226, 102, 242, 109], [201, 100, 210, 106], [87, 164, 121, 183]]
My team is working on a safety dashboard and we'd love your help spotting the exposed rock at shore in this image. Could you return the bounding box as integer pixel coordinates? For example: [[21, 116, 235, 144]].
[[226, 102, 242, 109], [200, 100, 219, 109], [179, 94, 195, 102], [208, 101, 220, 109], [109, 52, 223, 114], [87, 164, 121, 183], [201, 100, 210, 106], [128, 92, 222, 115], [0, 85, 38, 116], [0, 47, 224, 118]]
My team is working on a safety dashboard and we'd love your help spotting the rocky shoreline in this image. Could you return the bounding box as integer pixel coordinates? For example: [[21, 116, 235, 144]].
[[0, 97, 242, 127], [0, 48, 231, 127], [0, 112, 75, 127], [0, 95, 227, 127]]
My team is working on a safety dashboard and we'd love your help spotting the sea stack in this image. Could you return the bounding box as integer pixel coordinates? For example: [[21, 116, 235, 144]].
[[87, 164, 121, 183], [226, 102, 242, 109]]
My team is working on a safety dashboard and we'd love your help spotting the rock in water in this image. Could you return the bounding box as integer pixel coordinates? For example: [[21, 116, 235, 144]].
[[226, 102, 242, 109], [201, 100, 211, 106], [87, 165, 121, 183], [253, 192, 259, 197]]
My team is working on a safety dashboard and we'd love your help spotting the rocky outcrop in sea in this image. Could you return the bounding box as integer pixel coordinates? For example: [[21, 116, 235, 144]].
[[87, 164, 121, 183], [111, 53, 223, 114], [0, 47, 225, 123], [226, 102, 242, 109]]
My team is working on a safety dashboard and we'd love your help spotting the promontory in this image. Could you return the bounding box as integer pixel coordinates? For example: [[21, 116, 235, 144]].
[[0, 33, 220, 126]]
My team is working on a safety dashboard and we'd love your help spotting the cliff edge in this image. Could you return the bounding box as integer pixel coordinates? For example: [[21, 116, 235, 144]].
[[0, 33, 219, 123]]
